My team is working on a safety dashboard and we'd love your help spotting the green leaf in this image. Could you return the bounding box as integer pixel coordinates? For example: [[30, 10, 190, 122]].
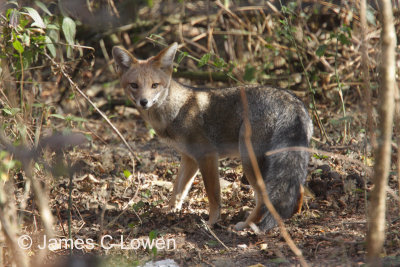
[[198, 53, 211, 67], [141, 189, 151, 199], [48, 29, 60, 44], [21, 33, 30, 46], [62, 17, 76, 58], [341, 25, 352, 37], [49, 113, 65, 120], [62, 17, 76, 45], [213, 57, 226, 68], [338, 33, 351, 46], [149, 128, 156, 138], [132, 200, 145, 212], [338, 115, 353, 122], [34, 162, 41, 171], [123, 170, 132, 178], [24, 7, 46, 28], [35, 1, 52, 16], [152, 246, 157, 257], [366, 6, 376, 26], [65, 115, 87, 122], [312, 169, 323, 174], [316, 44, 327, 57], [12, 40, 24, 53], [243, 64, 256, 82], [46, 24, 59, 30], [32, 103, 44, 108], [2, 108, 21, 116], [9, 9, 20, 28], [44, 36, 56, 57], [176, 51, 188, 64], [149, 230, 158, 241], [313, 153, 328, 160], [146, 0, 153, 7], [7, 1, 19, 8]]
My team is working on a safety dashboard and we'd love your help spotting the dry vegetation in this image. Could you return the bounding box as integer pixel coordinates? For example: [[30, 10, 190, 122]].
[[0, 0, 399, 266]]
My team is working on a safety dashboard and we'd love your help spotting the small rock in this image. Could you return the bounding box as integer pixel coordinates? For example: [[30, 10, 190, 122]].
[[237, 244, 247, 249], [142, 259, 179, 267], [152, 180, 173, 191], [220, 178, 232, 190]]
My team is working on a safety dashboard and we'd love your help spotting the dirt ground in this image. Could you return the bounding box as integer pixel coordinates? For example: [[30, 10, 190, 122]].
[[13, 78, 397, 267]]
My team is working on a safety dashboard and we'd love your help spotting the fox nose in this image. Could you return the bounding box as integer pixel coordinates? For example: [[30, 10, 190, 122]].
[[140, 99, 148, 107]]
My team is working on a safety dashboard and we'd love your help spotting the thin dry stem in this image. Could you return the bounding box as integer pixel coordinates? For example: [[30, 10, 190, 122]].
[[360, 0, 376, 151], [19, 52, 24, 113], [201, 219, 229, 250]]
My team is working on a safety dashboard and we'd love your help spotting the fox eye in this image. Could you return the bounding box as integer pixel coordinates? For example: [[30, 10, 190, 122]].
[[151, 83, 159, 89], [130, 83, 139, 89]]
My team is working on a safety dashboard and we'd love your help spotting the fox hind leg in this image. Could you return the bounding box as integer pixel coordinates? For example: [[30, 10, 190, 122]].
[[197, 152, 221, 225], [235, 134, 265, 231]]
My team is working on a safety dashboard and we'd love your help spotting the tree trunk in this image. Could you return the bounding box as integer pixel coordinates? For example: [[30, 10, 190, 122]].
[[366, 0, 397, 264]]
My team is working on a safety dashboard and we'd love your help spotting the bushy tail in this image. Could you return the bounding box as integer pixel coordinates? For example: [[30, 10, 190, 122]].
[[258, 146, 309, 231]]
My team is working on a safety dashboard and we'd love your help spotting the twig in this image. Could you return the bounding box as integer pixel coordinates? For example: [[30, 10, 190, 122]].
[[334, 34, 348, 143], [200, 219, 229, 250], [18, 51, 24, 113], [100, 38, 115, 75], [106, 195, 142, 228], [360, 0, 376, 151], [107, 0, 120, 18]]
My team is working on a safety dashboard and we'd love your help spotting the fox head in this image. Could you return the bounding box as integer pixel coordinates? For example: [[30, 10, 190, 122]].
[[112, 43, 178, 109]]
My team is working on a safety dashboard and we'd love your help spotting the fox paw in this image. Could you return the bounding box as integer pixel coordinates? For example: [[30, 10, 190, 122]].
[[207, 209, 221, 226], [234, 221, 248, 231], [207, 218, 220, 227], [162, 204, 182, 213]]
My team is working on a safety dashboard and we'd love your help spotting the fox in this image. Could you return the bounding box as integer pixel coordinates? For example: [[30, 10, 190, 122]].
[[112, 42, 313, 232]]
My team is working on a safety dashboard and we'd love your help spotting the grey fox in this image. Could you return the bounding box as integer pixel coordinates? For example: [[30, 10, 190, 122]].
[[112, 43, 313, 231]]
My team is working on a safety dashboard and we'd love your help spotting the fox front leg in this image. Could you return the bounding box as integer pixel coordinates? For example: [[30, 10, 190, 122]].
[[168, 154, 198, 211]]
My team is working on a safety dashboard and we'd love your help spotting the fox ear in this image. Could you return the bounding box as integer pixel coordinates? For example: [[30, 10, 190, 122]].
[[151, 42, 178, 72], [112, 46, 138, 75]]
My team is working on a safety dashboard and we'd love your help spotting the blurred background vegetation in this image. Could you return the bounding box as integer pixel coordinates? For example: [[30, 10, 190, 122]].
[[0, 0, 399, 266]]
